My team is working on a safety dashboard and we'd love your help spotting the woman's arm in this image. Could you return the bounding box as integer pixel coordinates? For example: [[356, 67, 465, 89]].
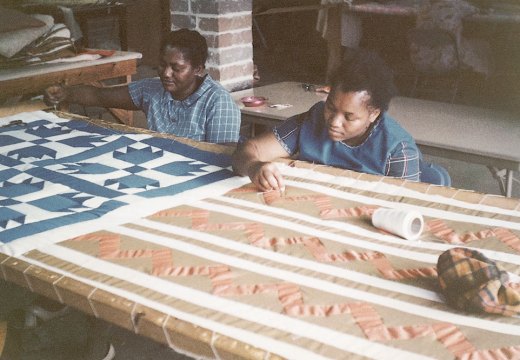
[[384, 141, 421, 181], [45, 84, 139, 111], [232, 131, 290, 191]]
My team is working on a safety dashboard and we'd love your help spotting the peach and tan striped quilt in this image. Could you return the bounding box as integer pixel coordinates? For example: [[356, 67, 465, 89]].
[[2, 113, 520, 360]]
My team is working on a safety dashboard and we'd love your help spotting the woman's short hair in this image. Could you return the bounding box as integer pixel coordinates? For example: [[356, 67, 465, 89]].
[[330, 49, 397, 112], [160, 29, 208, 68]]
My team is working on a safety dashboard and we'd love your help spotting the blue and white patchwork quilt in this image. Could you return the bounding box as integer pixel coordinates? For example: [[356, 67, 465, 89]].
[[0, 111, 242, 255]]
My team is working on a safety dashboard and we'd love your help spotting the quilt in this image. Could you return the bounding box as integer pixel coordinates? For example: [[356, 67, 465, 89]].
[[0, 111, 238, 255], [2, 111, 520, 359]]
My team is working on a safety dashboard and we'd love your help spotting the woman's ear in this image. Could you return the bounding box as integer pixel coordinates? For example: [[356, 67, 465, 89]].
[[368, 108, 381, 123], [195, 65, 205, 77]]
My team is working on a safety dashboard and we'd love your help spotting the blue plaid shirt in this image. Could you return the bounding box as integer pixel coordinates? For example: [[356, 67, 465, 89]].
[[128, 75, 240, 143]]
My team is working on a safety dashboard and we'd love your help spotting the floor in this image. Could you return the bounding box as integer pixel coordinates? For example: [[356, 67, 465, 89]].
[[3, 9, 519, 360], [109, 325, 192, 360], [11, 322, 192, 360]]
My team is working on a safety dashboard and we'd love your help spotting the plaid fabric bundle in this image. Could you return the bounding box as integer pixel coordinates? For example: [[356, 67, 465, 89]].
[[437, 247, 520, 316]]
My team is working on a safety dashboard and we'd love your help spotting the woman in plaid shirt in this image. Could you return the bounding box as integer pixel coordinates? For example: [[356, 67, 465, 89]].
[[45, 29, 240, 145], [233, 49, 424, 192]]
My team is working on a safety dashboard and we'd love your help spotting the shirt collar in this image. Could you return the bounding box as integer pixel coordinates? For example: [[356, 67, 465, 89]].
[[169, 75, 211, 107]]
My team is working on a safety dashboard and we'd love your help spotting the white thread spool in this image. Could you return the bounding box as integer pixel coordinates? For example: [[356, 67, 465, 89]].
[[371, 208, 424, 240]]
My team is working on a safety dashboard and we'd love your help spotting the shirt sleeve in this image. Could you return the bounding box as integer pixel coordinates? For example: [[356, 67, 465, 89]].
[[272, 112, 307, 156], [205, 90, 241, 143], [128, 78, 162, 113], [127, 79, 145, 109], [384, 141, 421, 181]]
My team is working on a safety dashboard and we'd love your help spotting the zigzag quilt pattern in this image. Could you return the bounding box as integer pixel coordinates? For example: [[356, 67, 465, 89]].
[[4, 113, 520, 359], [24, 163, 520, 359]]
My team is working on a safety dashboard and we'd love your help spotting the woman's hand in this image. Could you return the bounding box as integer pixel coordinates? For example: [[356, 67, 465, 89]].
[[248, 161, 285, 192], [43, 84, 68, 109]]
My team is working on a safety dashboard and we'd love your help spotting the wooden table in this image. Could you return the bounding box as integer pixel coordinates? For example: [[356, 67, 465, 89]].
[[0, 50, 142, 126], [1, 110, 520, 360], [231, 81, 520, 197], [231, 81, 327, 136], [387, 97, 520, 197]]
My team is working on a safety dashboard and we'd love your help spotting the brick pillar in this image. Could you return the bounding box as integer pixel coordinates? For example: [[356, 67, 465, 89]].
[[170, 0, 254, 91]]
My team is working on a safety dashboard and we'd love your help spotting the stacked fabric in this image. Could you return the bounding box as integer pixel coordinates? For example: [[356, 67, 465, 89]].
[[16, 0, 107, 5], [0, 6, 76, 69]]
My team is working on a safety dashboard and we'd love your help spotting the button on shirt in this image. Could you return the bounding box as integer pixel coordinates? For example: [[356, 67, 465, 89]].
[[128, 75, 240, 143]]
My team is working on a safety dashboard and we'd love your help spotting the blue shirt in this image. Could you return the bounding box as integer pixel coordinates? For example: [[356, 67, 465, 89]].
[[128, 75, 240, 143], [273, 101, 421, 181]]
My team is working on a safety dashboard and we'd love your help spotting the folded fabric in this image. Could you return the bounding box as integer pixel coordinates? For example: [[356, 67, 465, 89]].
[[0, 48, 77, 70], [58, 5, 83, 41], [437, 247, 520, 316], [24, 24, 73, 56], [0, 5, 46, 33], [0, 23, 76, 69], [0, 14, 54, 58], [17, 0, 105, 5], [42, 53, 102, 64]]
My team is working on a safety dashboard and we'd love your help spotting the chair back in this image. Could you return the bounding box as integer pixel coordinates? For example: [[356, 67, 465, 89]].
[[420, 161, 452, 186]]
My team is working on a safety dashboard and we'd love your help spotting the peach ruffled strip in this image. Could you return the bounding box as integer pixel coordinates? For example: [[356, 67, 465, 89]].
[[320, 206, 377, 219], [153, 208, 210, 228], [254, 235, 437, 280], [215, 282, 303, 308], [287, 300, 520, 359], [427, 220, 520, 253]]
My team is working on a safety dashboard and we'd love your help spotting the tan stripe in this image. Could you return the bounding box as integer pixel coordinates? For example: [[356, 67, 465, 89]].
[[22, 249, 363, 359], [281, 175, 520, 222]]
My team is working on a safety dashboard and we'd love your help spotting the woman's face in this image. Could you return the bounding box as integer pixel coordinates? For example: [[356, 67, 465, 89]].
[[324, 90, 380, 146], [158, 46, 203, 100]]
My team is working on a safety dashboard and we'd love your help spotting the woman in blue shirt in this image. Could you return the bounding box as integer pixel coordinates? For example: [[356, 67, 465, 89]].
[[232, 50, 421, 191], [45, 29, 240, 144]]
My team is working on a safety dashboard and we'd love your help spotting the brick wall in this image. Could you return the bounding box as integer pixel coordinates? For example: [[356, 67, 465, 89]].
[[170, 0, 254, 91]]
